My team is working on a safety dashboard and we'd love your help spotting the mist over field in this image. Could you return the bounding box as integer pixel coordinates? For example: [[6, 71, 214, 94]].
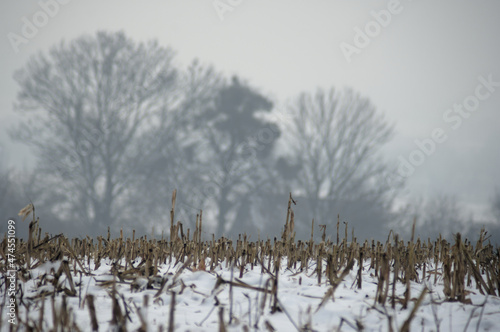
[[1, 0, 500, 245]]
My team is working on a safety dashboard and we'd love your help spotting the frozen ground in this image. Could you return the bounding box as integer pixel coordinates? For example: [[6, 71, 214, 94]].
[[3, 257, 500, 331]]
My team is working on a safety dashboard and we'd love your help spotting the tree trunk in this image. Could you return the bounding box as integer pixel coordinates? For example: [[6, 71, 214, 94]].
[[216, 186, 229, 237]]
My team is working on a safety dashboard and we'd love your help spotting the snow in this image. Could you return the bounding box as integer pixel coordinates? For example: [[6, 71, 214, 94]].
[[3, 257, 500, 331]]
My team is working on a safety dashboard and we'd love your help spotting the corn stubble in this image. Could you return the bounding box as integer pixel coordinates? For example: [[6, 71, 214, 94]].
[[1, 194, 499, 331]]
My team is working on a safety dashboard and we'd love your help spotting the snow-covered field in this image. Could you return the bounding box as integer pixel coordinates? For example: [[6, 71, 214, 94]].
[[3, 255, 500, 331]]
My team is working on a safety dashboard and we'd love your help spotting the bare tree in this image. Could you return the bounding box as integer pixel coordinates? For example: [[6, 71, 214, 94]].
[[11, 31, 178, 233], [283, 88, 396, 231], [421, 195, 468, 239], [390, 194, 473, 241], [183, 76, 277, 236], [130, 60, 225, 231], [424, 195, 470, 239]]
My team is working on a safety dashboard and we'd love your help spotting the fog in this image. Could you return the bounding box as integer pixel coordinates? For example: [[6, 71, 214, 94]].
[[1, 0, 500, 244]]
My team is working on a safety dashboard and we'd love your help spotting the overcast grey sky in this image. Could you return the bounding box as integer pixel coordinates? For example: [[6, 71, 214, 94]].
[[1, 0, 499, 218]]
